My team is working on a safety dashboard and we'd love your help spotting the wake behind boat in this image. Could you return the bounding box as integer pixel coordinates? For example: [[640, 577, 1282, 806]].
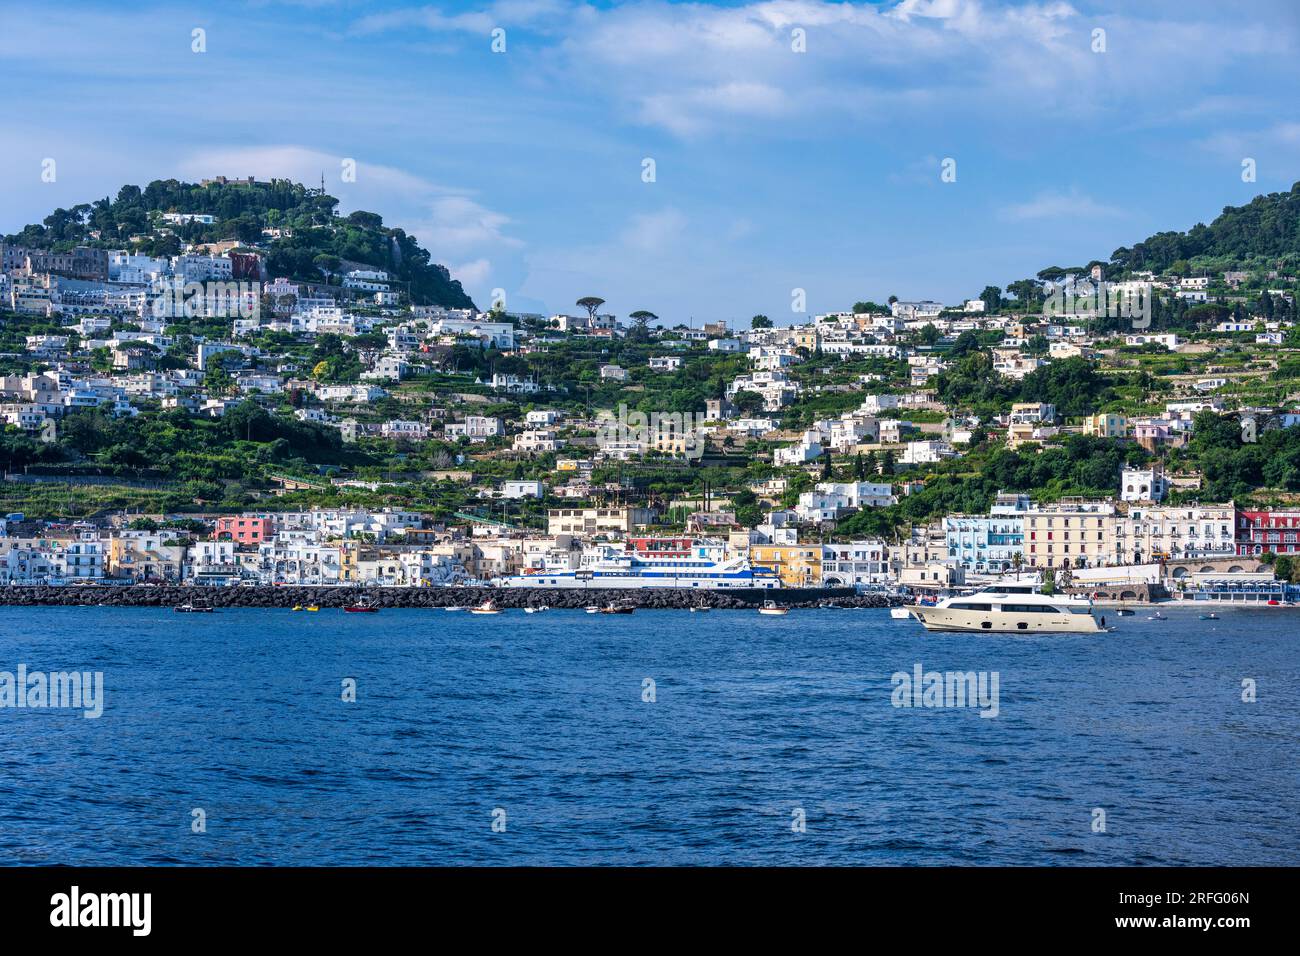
[[908, 582, 1105, 634]]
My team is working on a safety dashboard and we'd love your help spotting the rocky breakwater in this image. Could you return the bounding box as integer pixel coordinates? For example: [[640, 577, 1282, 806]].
[[0, 585, 900, 610]]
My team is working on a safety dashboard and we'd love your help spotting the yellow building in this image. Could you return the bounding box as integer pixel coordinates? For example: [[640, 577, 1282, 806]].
[[794, 328, 820, 351], [749, 544, 822, 587], [546, 506, 655, 536], [1084, 413, 1127, 438]]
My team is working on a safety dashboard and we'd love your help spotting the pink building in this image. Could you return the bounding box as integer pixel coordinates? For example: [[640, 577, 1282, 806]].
[[215, 516, 272, 545]]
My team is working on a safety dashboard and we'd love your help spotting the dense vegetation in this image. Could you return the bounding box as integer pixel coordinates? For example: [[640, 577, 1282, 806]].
[[3, 179, 475, 309], [1110, 182, 1300, 275]]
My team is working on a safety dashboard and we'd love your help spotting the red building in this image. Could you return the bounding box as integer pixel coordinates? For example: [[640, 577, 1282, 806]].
[[215, 516, 273, 545], [1236, 510, 1300, 555]]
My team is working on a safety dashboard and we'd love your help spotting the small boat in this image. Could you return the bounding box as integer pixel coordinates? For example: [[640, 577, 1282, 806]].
[[306, 605, 319, 612], [584, 605, 602, 614], [1199, 612, 1219, 621], [1148, 612, 1167, 621], [1116, 608, 1135, 617], [889, 607, 912, 620], [600, 603, 634, 614], [344, 601, 379, 613], [174, 603, 214, 613], [524, 606, 548, 614], [443, 605, 467, 612], [759, 601, 789, 616], [689, 605, 711, 613], [470, 600, 501, 615]]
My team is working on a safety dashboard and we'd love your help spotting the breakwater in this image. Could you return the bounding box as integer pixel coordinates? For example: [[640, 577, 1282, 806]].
[[0, 585, 898, 610]]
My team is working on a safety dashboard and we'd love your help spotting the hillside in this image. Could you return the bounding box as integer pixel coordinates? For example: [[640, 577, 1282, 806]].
[[1109, 181, 1300, 275], [2, 177, 476, 310]]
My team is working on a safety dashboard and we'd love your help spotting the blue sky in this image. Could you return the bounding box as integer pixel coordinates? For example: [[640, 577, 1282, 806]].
[[2, 0, 1299, 323]]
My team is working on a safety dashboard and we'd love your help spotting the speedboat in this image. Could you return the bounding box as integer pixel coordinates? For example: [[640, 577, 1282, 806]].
[[1149, 611, 1167, 621], [470, 600, 501, 615], [759, 600, 789, 616], [443, 605, 466, 611], [889, 607, 912, 620], [584, 605, 602, 614], [174, 603, 214, 613], [524, 606, 548, 614], [907, 583, 1104, 633]]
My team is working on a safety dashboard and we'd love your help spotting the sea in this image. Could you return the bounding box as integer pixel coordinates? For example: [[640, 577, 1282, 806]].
[[1, 605, 1295, 866]]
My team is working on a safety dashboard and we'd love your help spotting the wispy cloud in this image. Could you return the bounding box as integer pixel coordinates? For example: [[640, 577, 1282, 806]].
[[1000, 189, 1125, 222]]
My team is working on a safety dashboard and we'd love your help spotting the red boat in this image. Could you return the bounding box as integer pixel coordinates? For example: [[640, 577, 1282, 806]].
[[343, 602, 379, 613]]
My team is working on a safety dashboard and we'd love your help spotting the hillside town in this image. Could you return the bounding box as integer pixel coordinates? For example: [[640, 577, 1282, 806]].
[[4, 179, 1300, 605]]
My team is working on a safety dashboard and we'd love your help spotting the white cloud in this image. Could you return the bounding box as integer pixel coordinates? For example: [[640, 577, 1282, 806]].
[[349, 1, 1289, 138], [177, 145, 520, 256], [452, 258, 494, 287], [999, 189, 1125, 222]]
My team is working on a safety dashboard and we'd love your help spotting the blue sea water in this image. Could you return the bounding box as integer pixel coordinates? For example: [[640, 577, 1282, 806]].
[[0, 605, 1296, 866]]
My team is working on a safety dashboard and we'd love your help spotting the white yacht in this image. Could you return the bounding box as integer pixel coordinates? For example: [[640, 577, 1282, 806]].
[[908, 583, 1105, 634]]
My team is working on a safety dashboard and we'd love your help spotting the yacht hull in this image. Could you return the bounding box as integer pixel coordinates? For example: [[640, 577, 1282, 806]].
[[910, 607, 1103, 634]]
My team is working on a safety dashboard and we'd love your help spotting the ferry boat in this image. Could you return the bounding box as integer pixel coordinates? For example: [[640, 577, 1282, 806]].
[[497, 537, 781, 590], [907, 583, 1105, 634]]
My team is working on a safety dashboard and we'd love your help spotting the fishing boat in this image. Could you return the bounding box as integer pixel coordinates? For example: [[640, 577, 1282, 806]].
[[689, 604, 711, 613], [907, 583, 1105, 633], [343, 600, 379, 613], [759, 600, 789, 616], [469, 600, 501, 615], [600, 602, 634, 615], [174, 602, 214, 613]]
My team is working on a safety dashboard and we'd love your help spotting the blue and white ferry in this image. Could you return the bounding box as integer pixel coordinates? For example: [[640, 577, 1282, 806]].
[[496, 537, 781, 589]]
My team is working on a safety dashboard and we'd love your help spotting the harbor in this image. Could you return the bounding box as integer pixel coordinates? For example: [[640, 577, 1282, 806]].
[[2, 603, 1295, 866]]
